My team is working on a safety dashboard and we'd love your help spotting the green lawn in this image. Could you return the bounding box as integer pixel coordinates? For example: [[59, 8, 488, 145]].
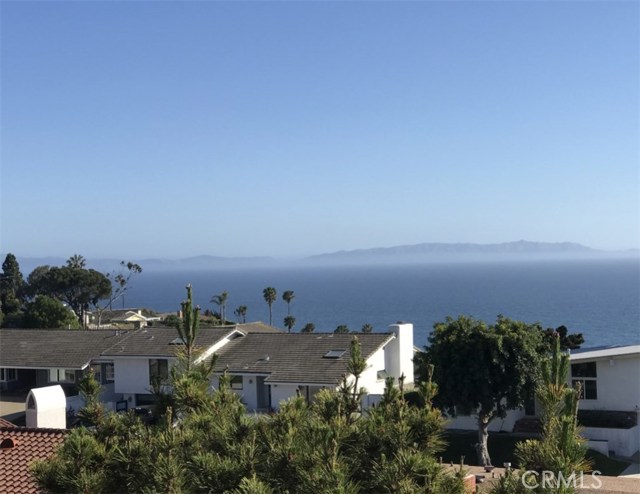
[[440, 431, 630, 476]]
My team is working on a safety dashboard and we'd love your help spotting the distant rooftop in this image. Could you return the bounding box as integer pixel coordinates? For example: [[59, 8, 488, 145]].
[[214, 332, 393, 385], [570, 344, 640, 361]]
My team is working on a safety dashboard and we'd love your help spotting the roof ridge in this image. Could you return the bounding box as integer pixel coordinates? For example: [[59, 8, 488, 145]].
[[0, 426, 69, 434]]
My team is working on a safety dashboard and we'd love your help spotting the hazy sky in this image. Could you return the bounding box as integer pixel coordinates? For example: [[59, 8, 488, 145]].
[[1, 1, 638, 259]]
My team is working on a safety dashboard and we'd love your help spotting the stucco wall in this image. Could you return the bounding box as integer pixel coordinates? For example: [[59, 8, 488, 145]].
[[444, 408, 526, 432], [574, 356, 640, 412], [270, 384, 299, 409], [582, 425, 640, 458], [114, 358, 152, 395], [359, 348, 387, 397]]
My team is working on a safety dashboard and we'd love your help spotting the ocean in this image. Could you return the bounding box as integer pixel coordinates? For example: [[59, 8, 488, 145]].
[[122, 258, 639, 349]]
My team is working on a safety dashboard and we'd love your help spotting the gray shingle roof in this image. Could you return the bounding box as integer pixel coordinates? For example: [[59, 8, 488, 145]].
[[0, 329, 130, 369], [101, 327, 237, 357], [214, 333, 393, 385]]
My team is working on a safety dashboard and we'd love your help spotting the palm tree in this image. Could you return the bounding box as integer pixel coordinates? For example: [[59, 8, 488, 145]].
[[210, 291, 229, 325], [334, 324, 349, 334], [283, 315, 296, 333], [234, 305, 247, 323], [262, 287, 277, 326], [282, 290, 295, 315], [66, 254, 86, 269], [301, 322, 315, 333], [361, 323, 373, 333]]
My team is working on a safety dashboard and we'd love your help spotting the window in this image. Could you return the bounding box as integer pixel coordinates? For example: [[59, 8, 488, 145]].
[[230, 375, 243, 390], [571, 361, 597, 400], [49, 368, 76, 383], [105, 364, 115, 382], [149, 359, 169, 384], [376, 370, 388, 381], [323, 349, 346, 359], [573, 379, 598, 400], [0, 368, 17, 382], [571, 362, 597, 378]]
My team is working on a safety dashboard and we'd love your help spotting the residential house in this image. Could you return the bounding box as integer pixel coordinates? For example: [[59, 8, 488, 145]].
[[568, 344, 640, 457], [212, 323, 415, 411]]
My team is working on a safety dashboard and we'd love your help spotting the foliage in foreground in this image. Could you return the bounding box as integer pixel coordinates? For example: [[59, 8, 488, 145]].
[[33, 348, 466, 494]]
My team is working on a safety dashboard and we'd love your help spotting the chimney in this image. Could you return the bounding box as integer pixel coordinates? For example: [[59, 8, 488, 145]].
[[25, 385, 67, 429], [385, 322, 414, 385]]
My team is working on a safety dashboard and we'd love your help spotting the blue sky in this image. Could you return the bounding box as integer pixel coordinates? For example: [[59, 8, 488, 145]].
[[1, 1, 638, 259]]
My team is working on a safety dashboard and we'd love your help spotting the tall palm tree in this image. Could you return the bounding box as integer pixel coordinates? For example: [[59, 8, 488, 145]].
[[66, 254, 86, 269], [210, 291, 229, 325], [283, 315, 296, 334], [234, 305, 247, 323], [262, 287, 277, 326], [282, 290, 295, 315]]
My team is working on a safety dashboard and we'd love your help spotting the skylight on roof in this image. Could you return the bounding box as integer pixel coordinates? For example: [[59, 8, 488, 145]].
[[323, 349, 346, 359], [170, 337, 186, 345]]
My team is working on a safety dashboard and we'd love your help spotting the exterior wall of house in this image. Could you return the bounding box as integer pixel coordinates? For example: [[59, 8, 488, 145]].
[[113, 358, 153, 395], [444, 408, 527, 432], [582, 425, 640, 458], [356, 347, 388, 402], [223, 374, 260, 410], [270, 384, 299, 409], [572, 356, 640, 412]]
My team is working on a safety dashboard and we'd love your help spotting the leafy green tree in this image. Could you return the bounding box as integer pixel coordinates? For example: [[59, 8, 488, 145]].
[[234, 305, 247, 323], [26, 264, 112, 327], [334, 324, 349, 334], [1, 253, 25, 317], [282, 290, 295, 315], [424, 315, 543, 466], [541, 325, 584, 351], [262, 287, 277, 326], [23, 295, 80, 329], [283, 315, 296, 333], [361, 323, 373, 333], [301, 322, 315, 333]]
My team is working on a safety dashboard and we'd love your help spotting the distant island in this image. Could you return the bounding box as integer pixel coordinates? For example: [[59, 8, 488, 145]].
[[303, 240, 634, 265], [13, 241, 638, 273]]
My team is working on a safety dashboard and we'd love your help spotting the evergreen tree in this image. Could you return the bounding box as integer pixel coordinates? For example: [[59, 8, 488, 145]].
[[1, 253, 25, 317]]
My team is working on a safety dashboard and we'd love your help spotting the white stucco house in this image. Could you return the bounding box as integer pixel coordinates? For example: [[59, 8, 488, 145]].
[[568, 344, 640, 457]]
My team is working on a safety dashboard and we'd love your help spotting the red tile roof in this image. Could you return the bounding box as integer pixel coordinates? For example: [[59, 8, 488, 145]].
[[0, 426, 68, 494], [0, 417, 16, 428]]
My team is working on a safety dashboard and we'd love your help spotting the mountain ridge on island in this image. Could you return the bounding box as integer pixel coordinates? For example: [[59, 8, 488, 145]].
[[11, 241, 638, 273]]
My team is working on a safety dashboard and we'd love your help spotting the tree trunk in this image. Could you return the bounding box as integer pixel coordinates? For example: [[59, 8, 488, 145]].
[[476, 414, 492, 466]]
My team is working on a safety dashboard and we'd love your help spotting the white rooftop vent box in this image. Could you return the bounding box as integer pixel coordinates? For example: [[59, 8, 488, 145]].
[[25, 385, 66, 429]]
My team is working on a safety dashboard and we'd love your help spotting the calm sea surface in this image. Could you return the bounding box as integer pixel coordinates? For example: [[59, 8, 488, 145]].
[[123, 259, 639, 349]]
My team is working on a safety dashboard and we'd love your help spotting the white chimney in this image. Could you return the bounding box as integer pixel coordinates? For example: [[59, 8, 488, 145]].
[[385, 322, 414, 385], [25, 385, 67, 429]]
